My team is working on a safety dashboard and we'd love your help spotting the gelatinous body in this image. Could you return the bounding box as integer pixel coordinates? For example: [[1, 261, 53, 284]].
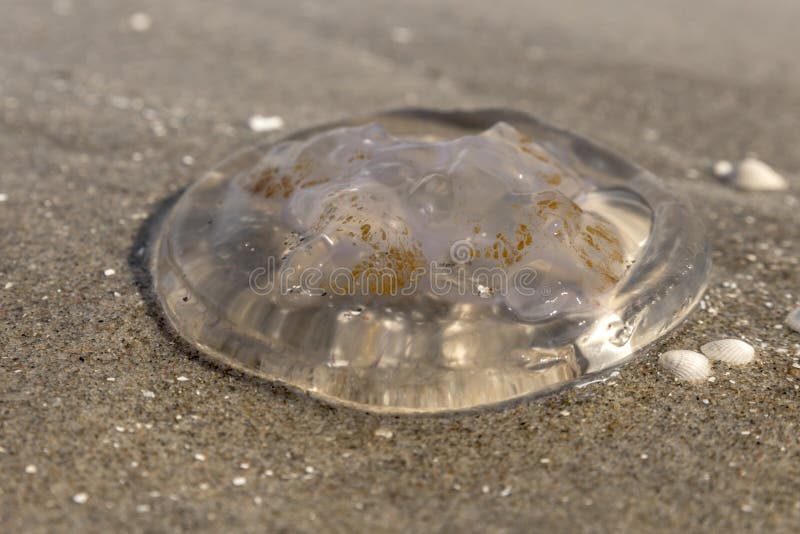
[[152, 109, 710, 412]]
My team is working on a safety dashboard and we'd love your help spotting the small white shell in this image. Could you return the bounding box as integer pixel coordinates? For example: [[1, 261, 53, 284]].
[[712, 160, 734, 178], [659, 350, 711, 382], [700, 339, 755, 365], [787, 308, 800, 334], [731, 158, 788, 191]]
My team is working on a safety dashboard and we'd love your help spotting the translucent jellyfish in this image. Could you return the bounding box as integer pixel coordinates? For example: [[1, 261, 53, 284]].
[[152, 109, 710, 412]]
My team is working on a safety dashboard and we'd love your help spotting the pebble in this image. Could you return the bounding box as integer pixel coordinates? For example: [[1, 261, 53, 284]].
[[103, 268, 116, 277], [0, 193, 7, 202], [194, 453, 206, 462], [141, 390, 155, 399], [72, 492, 89, 504], [176, 376, 189, 382], [25, 464, 37, 474], [248, 115, 284, 133], [232, 476, 247, 486]]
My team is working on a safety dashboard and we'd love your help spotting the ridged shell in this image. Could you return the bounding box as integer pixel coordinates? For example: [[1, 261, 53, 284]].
[[732, 158, 788, 191], [700, 339, 755, 365], [659, 350, 711, 382], [787, 308, 800, 334]]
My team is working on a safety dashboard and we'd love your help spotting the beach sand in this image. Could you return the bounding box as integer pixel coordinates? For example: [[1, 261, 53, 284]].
[[1, 1, 798, 531]]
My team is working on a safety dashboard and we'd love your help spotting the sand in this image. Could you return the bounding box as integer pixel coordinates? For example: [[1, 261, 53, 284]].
[[1, 1, 799, 531]]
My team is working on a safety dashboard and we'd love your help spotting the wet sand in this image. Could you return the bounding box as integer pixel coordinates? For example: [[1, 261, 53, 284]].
[[1, 1, 799, 531]]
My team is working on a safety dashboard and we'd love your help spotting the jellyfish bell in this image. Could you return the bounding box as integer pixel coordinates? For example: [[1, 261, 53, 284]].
[[152, 109, 710, 412]]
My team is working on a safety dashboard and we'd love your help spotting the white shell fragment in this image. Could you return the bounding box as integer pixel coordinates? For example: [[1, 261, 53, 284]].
[[700, 339, 755, 365], [787, 308, 800, 334], [712, 160, 734, 178], [248, 115, 284, 133], [129, 12, 152, 32], [731, 158, 788, 191], [659, 350, 711, 383]]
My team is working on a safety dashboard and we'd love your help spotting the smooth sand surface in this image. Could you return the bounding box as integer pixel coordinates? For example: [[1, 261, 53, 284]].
[[1, 1, 799, 531]]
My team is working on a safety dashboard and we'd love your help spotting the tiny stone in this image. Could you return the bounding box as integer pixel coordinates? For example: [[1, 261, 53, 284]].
[[182, 155, 195, 166], [141, 390, 155, 398], [540, 458, 551, 464], [176, 376, 189, 382], [194, 453, 206, 462], [136, 504, 150, 513], [3, 282, 12, 289], [253, 496, 263, 505], [25, 464, 37, 474], [240, 462, 250, 470], [103, 268, 116, 277], [0, 193, 7, 202], [232, 476, 247, 486], [73, 492, 89, 504], [481, 485, 490, 494], [499, 486, 512, 497]]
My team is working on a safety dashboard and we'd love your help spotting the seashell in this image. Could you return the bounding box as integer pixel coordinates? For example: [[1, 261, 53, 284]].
[[787, 308, 800, 334], [659, 350, 711, 382], [731, 158, 788, 191], [700, 339, 755, 365]]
